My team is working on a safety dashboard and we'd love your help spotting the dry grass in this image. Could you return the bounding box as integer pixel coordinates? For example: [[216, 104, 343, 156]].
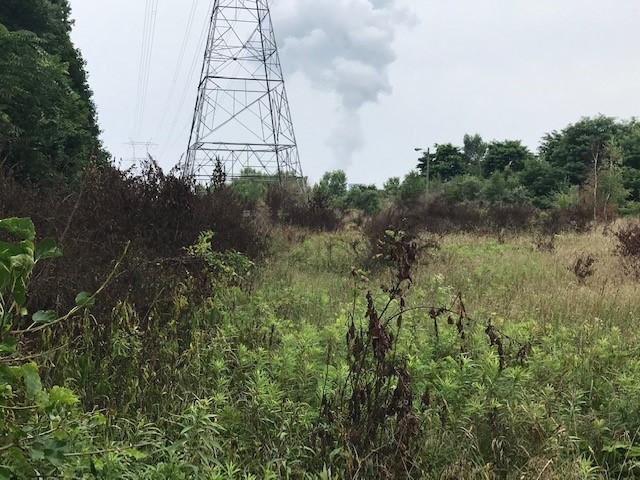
[[414, 223, 640, 335]]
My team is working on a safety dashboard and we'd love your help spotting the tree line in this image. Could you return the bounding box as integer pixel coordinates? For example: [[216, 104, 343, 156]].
[[306, 116, 640, 219]]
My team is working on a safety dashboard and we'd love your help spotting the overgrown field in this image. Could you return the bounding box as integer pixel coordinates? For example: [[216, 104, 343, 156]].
[[3, 219, 640, 479]]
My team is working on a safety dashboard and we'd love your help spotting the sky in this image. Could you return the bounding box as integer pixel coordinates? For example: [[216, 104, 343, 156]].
[[69, 0, 640, 185]]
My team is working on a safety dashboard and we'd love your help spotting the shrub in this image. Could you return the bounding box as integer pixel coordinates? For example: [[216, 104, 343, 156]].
[[571, 254, 597, 283], [615, 223, 640, 279], [0, 162, 268, 314], [534, 233, 556, 253], [0, 218, 110, 478], [265, 183, 341, 231], [0, 162, 272, 417], [538, 203, 593, 235], [366, 196, 537, 242]]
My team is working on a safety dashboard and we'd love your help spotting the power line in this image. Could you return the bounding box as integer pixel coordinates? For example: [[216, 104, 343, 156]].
[[159, 1, 213, 163], [139, 0, 159, 133], [133, 0, 159, 139], [155, 0, 199, 136], [133, 0, 152, 135]]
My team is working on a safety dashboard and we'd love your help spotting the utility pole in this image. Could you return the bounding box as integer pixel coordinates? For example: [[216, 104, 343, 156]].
[[180, 0, 303, 185]]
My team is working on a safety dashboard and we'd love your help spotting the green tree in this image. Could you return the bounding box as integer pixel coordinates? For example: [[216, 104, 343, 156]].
[[540, 116, 622, 185], [383, 177, 400, 198], [463, 133, 487, 175], [0, 0, 102, 182], [596, 140, 629, 218], [230, 168, 271, 202], [399, 170, 427, 204], [442, 174, 485, 202], [619, 121, 640, 201], [518, 159, 563, 208], [623, 168, 640, 203], [598, 168, 629, 212], [481, 172, 531, 204], [483, 140, 532, 177], [313, 170, 348, 208], [0, 0, 98, 126], [343, 184, 381, 214], [619, 120, 640, 169], [0, 25, 97, 181], [418, 143, 467, 181]]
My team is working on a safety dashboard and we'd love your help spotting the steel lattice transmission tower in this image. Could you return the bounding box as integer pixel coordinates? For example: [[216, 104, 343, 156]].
[[182, 0, 303, 183]]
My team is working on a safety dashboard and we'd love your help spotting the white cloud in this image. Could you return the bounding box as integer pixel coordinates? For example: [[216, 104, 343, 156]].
[[273, 0, 415, 166]]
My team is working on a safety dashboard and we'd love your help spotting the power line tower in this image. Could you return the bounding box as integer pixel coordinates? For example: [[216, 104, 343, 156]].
[[123, 140, 157, 172], [181, 0, 303, 184]]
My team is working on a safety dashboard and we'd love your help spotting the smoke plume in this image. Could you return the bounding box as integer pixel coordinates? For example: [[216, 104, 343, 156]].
[[274, 0, 415, 166]]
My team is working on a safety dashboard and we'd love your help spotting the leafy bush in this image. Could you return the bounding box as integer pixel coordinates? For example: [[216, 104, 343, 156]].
[[0, 218, 112, 478]]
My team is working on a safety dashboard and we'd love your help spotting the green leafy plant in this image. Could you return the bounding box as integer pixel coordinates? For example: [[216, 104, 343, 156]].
[[187, 231, 254, 288], [0, 217, 135, 478]]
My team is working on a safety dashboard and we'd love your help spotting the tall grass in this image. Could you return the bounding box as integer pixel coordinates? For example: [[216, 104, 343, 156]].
[[4, 214, 640, 478]]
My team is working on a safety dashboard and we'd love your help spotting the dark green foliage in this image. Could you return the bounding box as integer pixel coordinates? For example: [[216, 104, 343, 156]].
[[0, 0, 101, 183], [518, 158, 564, 207], [418, 143, 467, 181], [403, 119, 640, 215], [383, 177, 401, 198], [313, 170, 348, 209], [619, 121, 640, 169], [399, 170, 427, 204], [0, 26, 98, 182], [483, 140, 532, 176], [441, 174, 485, 202], [343, 184, 381, 214], [0, 0, 96, 117], [623, 167, 640, 202], [540, 116, 621, 185], [443, 171, 531, 205], [482, 172, 529, 204]]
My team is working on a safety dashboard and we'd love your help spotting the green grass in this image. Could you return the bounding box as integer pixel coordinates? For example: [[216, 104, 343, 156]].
[[5, 225, 640, 478]]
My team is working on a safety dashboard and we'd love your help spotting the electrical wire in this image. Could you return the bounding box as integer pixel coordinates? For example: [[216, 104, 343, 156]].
[[133, 0, 152, 136], [159, 1, 213, 163], [155, 0, 199, 136], [133, 0, 160, 139], [139, 0, 160, 133]]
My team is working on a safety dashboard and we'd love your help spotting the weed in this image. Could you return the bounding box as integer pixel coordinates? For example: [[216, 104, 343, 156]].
[[320, 230, 422, 478], [615, 222, 640, 279], [534, 233, 556, 252], [571, 254, 597, 283]]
